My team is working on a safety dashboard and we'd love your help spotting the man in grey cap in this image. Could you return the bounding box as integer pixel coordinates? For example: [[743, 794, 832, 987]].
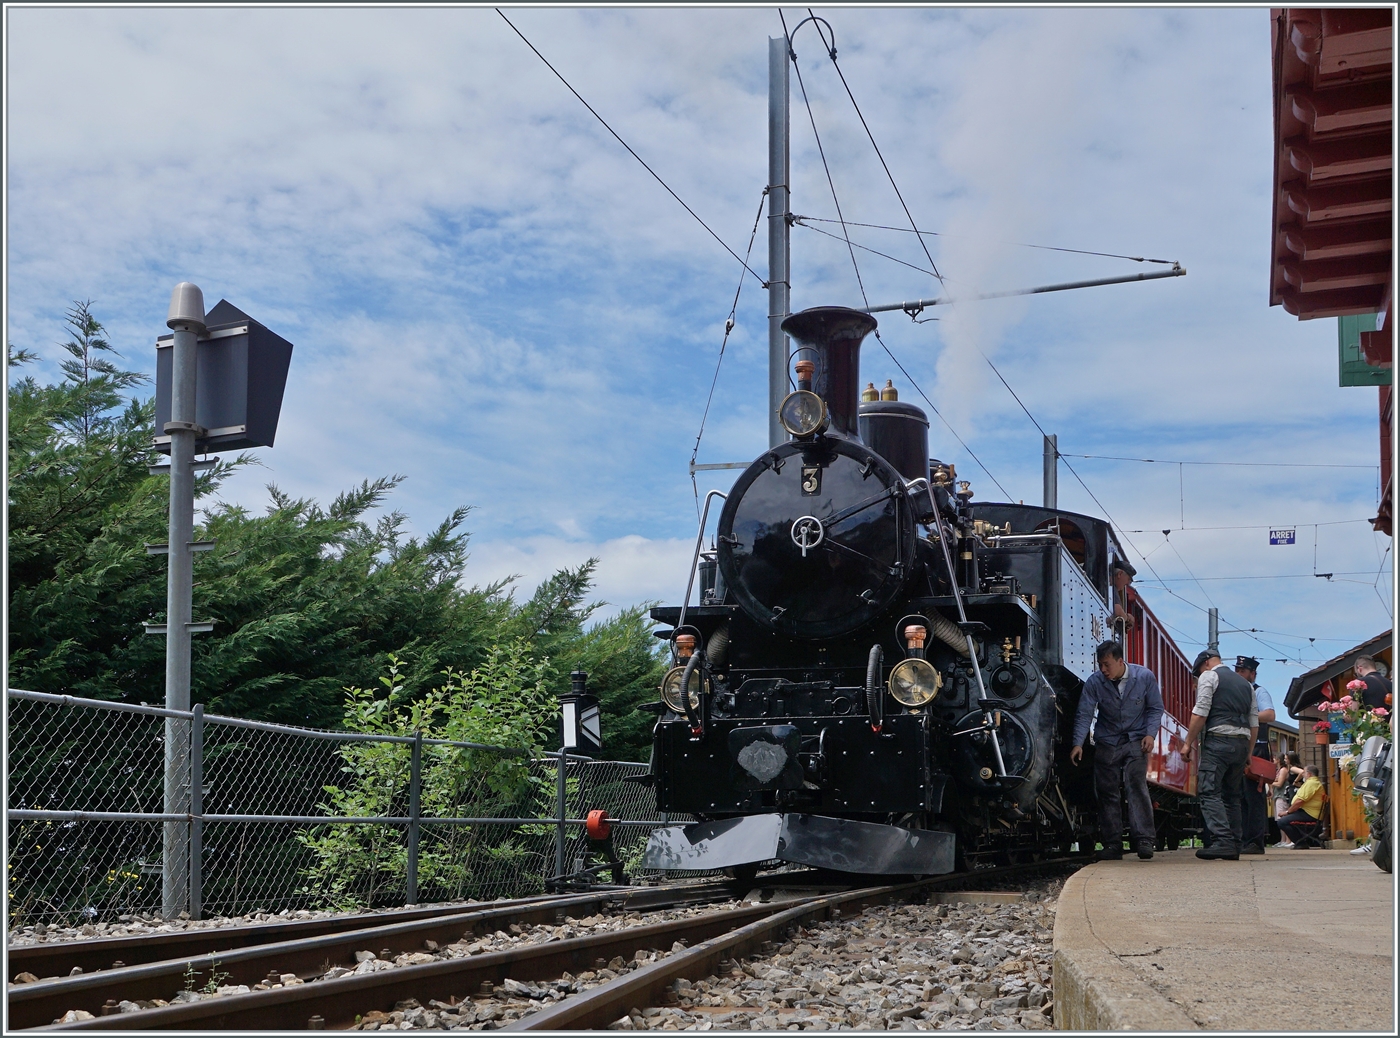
[[1182, 650, 1259, 859], [1235, 656, 1274, 855]]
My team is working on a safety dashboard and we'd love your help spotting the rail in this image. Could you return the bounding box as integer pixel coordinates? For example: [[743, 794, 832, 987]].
[[31, 858, 1089, 1031]]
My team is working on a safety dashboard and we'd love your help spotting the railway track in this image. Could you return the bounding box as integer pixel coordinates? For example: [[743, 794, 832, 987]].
[[8, 881, 736, 1030], [22, 858, 1088, 1031]]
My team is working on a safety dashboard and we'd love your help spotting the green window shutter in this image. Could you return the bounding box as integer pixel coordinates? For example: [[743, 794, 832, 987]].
[[1338, 312, 1391, 387]]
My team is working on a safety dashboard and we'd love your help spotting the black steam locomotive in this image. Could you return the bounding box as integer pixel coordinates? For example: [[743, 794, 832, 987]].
[[642, 306, 1138, 876]]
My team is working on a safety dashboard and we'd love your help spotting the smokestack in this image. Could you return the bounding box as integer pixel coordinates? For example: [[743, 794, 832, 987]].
[[779, 306, 878, 439]]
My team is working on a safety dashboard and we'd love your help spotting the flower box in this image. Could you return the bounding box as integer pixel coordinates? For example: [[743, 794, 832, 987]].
[[1316, 731, 1331, 744]]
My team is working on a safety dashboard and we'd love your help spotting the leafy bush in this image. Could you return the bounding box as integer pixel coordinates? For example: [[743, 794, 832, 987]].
[[296, 650, 558, 909]]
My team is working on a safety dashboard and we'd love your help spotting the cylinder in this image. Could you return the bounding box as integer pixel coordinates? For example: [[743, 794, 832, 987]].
[[859, 399, 930, 482]]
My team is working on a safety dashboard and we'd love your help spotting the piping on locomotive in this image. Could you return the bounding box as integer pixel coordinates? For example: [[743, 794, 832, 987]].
[[641, 305, 1170, 876]]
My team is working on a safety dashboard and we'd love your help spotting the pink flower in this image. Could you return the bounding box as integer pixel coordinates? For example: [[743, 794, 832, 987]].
[[1341, 695, 1355, 707], [1347, 679, 1367, 691], [1375, 708, 1389, 718]]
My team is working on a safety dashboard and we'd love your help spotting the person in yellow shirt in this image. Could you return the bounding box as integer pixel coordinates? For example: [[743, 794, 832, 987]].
[[1276, 765, 1324, 848]]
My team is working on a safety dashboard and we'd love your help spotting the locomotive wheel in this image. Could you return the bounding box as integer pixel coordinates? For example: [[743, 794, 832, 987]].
[[726, 863, 761, 887]]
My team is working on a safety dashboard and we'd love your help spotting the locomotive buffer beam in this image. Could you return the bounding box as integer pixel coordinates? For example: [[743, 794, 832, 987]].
[[642, 813, 955, 876]]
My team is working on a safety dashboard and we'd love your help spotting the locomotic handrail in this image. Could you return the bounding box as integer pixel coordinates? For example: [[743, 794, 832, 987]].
[[675, 489, 728, 655]]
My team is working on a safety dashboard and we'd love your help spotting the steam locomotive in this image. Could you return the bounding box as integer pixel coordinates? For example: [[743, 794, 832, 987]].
[[641, 306, 1189, 876]]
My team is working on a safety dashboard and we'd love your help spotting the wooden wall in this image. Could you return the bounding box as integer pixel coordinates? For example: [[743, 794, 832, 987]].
[[1298, 644, 1393, 843]]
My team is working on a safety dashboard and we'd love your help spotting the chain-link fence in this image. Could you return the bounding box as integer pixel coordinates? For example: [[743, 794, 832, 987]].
[[6, 690, 676, 927]]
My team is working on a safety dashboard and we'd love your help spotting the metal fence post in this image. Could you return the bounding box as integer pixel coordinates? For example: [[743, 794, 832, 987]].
[[406, 730, 422, 905], [555, 750, 567, 886], [189, 704, 204, 920]]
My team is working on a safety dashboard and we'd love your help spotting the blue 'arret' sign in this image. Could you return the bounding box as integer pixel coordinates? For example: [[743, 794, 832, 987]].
[[1270, 529, 1296, 545]]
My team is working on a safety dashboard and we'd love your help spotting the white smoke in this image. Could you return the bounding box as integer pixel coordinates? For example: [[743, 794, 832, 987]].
[[930, 10, 1114, 435]]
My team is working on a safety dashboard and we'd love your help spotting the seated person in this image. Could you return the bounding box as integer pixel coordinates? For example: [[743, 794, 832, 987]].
[[1276, 764, 1324, 847], [1273, 752, 1303, 822]]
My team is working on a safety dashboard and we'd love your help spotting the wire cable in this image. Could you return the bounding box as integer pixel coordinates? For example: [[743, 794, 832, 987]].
[[1374, 540, 1394, 621], [782, 9, 870, 307], [1061, 452, 1378, 470], [875, 340, 1015, 500], [803, 11, 945, 286], [781, 9, 1011, 500], [1160, 532, 1217, 609], [791, 214, 1178, 266], [1140, 571, 1386, 582], [794, 217, 939, 279], [1121, 518, 1375, 533], [968, 341, 1319, 667], [690, 189, 768, 518], [496, 9, 766, 286]]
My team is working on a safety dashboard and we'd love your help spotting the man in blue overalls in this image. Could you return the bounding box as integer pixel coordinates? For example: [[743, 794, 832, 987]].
[[1070, 639, 1166, 860]]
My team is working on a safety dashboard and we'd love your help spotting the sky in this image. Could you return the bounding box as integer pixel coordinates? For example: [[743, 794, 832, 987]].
[[6, 5, 1394, 708]]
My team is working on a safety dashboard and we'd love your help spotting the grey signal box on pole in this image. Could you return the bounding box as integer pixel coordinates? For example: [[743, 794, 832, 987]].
[[149, 284, 292, 920], [153, 299, 293, 454]]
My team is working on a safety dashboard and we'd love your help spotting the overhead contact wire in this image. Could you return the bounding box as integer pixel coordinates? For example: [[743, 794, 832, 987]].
[[806, 10, 945, 286], [970, 344, 1301, 661], [792, 214, 1178, 266], [782, 9, 1011, 501], [782, 9, 871, 307], [497, 9, 765, 286], [691, 189, 769, 518], [1061, 452, 1377, 470]]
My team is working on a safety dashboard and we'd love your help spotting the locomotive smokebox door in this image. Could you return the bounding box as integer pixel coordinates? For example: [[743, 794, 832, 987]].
[[728, 725, 804, 790], [716, 438, 915, 639]]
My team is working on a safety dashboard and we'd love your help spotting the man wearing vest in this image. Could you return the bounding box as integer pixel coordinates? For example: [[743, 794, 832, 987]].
[[1182, 650, 1259, 859]]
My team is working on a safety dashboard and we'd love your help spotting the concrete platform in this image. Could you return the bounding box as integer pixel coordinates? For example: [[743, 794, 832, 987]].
[[1053, 848, 1394, 1031]]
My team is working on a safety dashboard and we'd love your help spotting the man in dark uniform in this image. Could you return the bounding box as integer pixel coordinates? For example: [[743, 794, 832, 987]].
[[1236, 656, 1275, 856], [1182, 650, 1258, 860], [1069, 640, 1165, 861]]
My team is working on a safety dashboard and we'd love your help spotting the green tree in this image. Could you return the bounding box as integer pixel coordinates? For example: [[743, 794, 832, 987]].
[[7, 307, 665, 754], [503, 560, 666, 761], [56, 301, 147, 442]]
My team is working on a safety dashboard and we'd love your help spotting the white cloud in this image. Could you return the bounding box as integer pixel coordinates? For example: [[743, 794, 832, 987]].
[[464, 533, 696, 620], [7, 6, 1390, 688]]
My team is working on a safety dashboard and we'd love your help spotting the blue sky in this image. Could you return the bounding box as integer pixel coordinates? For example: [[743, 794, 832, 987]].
[[6, 6, 1393, 704]]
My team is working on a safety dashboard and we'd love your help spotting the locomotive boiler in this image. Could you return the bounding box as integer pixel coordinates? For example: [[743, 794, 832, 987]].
[[642, 305, 1146, 876]]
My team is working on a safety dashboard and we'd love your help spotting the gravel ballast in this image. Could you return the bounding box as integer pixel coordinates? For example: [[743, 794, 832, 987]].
[[345, 878, 1065, 1031]]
